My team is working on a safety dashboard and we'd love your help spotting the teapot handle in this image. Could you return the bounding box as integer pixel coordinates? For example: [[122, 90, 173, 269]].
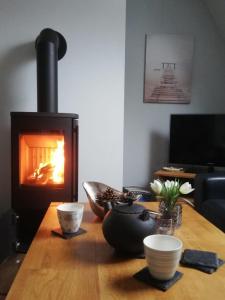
[[139, 209, 161, 221]]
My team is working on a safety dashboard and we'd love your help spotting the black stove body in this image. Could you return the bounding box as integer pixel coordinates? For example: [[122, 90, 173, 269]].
[[11, 28, 78, 250]]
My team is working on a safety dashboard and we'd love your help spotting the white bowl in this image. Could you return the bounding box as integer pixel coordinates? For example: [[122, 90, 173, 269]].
[[143, 234, 183, 280], [57, 203, 84, 233]]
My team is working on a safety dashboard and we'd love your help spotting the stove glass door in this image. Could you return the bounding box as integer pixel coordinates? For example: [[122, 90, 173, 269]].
[[19, 133, 64, 186]]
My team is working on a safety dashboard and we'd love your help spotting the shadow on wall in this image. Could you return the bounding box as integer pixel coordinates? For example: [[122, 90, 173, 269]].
[[149, 131, 169, 179], [0, 42, 35, 213]]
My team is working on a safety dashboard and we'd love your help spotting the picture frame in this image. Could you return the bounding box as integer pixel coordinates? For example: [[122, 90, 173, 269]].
[[144, 34, 194, 104]]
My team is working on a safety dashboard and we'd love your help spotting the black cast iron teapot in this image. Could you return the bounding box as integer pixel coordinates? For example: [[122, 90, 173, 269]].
[[102, 203, 158, 255]]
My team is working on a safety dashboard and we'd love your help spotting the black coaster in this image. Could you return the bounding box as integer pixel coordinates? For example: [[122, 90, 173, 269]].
[[180, 250, 225, 274], [51, 227, 86, 239], [133, 267, 183, 291], [182, 258, 225, 274], [181, 249, 219, 268]]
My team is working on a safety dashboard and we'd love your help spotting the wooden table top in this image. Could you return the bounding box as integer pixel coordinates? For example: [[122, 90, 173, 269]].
[[7, 202, 225, 300]]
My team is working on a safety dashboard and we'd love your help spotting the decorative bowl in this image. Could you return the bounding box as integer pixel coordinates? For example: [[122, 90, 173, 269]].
[[82, 181, 124, 219]]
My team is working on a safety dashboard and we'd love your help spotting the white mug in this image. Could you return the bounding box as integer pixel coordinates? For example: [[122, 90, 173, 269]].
[[143, 234, 183, 280], [57, 203, 84, 233]]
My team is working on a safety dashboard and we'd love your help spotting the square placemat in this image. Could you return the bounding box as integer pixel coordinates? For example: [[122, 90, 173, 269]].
[[133, 267, 183, 291], [180, 249, 225, 274], [182, 258, 225, 274], [51, 227, 86, 239], [181, 249, 218, 268]]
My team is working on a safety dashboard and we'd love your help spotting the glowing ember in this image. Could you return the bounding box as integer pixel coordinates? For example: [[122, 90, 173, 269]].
[[27, 140, 64, 185]]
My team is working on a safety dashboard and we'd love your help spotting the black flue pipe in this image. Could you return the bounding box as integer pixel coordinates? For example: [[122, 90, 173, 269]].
[[35, 28, 67, 113]]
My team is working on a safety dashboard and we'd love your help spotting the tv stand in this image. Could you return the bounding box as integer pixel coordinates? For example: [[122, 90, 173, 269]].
[[154, 165, 221, 181], [154, 170, 196, 180]]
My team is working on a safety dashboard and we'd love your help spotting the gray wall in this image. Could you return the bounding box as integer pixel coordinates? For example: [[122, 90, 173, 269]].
[[123, 0, 225, 187], [0, 0, 126, 215], [203, 0, 225, 39]]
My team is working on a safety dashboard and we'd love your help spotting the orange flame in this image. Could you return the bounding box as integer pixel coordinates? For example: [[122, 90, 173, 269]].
[[51, 140, 64, 184], [27, 139, 64, 185]]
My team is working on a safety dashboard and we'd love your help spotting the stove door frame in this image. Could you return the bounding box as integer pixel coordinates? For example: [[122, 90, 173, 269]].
[[11, 112, 78, 247]]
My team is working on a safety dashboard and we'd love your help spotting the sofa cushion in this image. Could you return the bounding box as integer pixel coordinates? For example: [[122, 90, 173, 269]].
[[203, 177, 225, 200], [201, 199, 225, 232]]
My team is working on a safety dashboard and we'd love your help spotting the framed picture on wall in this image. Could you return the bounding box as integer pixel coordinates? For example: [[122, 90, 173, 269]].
[[144, 34, 194, 104]]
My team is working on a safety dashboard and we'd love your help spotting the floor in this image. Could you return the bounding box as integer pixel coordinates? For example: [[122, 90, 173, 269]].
[[0, 253, 25, 299]]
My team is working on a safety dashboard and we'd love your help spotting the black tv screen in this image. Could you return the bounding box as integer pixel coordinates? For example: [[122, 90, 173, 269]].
[[169, 114, 225, 167]]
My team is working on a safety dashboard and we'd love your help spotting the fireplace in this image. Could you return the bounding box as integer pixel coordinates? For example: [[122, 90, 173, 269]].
[[11, 29, 79, 251]]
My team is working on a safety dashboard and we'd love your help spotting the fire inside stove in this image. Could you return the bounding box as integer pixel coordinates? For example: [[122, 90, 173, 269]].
[[19, 133, 64, 186]]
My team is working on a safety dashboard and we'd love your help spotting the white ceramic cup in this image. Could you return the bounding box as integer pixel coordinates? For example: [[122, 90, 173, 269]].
[[57, 203, 84, 233], [143, 234, 183, 280]]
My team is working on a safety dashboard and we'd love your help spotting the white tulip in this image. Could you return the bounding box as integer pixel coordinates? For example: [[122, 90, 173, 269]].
[[150, 180, 162, 195], [165, 180, 172, 189], [165, 180, 179, 189], [179, 182, 194, 194]]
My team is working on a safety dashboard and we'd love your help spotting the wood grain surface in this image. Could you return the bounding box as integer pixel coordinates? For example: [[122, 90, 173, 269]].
[[6, 202, 225, 300], [154, 170, 196, 179]]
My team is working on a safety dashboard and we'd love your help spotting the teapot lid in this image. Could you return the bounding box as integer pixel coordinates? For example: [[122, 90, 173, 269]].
[[113, 203, 144, 214]]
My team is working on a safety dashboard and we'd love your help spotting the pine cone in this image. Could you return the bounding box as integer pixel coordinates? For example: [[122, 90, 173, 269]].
[[96, 188, 124, 206], [95, 188, 139, 207]]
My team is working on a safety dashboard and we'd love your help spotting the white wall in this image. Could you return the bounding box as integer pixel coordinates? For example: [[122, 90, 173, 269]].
[[123, 0, 225, 187], [0, 0, 126, 213]]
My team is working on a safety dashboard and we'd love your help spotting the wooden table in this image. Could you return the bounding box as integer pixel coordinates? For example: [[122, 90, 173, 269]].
[[7, 202, 225, 300]]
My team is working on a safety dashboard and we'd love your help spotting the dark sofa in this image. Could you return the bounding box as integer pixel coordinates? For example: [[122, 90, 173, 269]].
[[194, 173, 225, 232]]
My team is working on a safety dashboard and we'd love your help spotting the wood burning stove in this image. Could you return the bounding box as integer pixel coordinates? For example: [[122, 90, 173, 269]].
[[11, 29, 78, 251]]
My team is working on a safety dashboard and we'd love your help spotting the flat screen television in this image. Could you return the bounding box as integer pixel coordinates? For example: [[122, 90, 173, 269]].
[[169, 114, 225, 168]]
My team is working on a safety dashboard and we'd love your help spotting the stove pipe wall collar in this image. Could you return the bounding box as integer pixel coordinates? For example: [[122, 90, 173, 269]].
[[35, 28, 67, 113]]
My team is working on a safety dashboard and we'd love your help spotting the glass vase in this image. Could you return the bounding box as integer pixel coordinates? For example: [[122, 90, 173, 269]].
[[158, 199, 182, 228]]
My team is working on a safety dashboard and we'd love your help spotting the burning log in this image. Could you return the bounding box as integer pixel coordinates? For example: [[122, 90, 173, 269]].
[[27, 162, 54, 184]]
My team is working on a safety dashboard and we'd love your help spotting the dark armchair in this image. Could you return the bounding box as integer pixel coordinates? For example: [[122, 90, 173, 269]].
[[194, 173, 225, 232]]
